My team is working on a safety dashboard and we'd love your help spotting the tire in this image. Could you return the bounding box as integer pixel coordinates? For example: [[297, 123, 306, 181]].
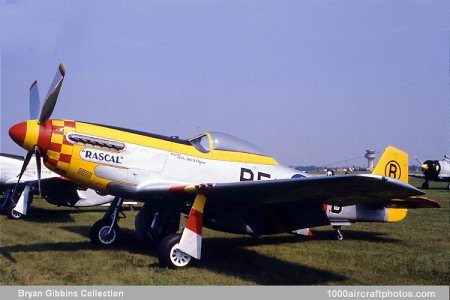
[[421, 182, 429, 189], [89, 219, 121, 246], [158, 233, 192, 268], [6, 204, 23, 220]]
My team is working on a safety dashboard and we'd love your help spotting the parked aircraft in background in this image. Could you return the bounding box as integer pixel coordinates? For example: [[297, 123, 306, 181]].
[[8, 63, 439, 268], [410, 155, 450, 189], [0, 152, 119, 219], [295, 149, 441, 240]]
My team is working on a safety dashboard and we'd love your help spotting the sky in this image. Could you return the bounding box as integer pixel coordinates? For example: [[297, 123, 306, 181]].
[[1, 0, 449, 167]]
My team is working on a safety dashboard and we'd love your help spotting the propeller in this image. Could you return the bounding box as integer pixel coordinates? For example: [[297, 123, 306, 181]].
[[34, 145, 42, 195], [11, 63, 66, 198], [414, 156, 423, 165], [39, 63, 66, 125], [11, 150, 34, 200], [30, 80, 40, 119]]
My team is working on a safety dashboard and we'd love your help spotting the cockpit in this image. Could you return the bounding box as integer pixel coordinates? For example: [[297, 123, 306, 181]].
[[189, 131, 267, 156]]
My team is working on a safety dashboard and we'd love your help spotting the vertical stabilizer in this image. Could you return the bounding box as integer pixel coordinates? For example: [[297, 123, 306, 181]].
[[372, 146, 409, 184]]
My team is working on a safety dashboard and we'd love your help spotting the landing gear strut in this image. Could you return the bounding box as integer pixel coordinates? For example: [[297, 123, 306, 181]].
[[3, 187, 26, 219], [0, 189, 15, 213], [333, 226, 344, 240], [135, 202, 180, 243], [90, 197, 123, 246]]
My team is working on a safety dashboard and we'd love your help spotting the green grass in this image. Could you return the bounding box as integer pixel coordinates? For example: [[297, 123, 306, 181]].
[[0, 177, 448, 285]]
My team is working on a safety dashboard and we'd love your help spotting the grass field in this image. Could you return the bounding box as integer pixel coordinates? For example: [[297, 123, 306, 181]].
[[0, 177, 448, 285]]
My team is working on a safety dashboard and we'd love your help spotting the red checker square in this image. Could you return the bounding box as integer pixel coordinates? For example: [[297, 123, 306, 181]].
[[59, 153, 72, 163], [47, 157, 59, 167], [48, 142, 62, 152], [64, 121, 76, 128]]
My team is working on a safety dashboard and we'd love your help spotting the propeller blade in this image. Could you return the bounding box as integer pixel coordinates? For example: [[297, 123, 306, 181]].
[[414, 156, 423, 165], [30, 80, 40, 120], [34, 146, 42, 196], [18, 151, 33, 182], [11, 150, 33, 201], [38, 63, 66, 125]]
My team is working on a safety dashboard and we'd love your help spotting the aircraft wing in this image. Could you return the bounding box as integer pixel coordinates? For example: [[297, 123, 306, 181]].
[[114, 174, 427, 208], [409, 174, 425, 179], [5, 175, 56, 186], [193, 174, 425, 207]]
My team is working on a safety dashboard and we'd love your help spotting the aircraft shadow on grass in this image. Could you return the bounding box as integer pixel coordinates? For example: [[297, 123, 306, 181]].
[[10, 207, 76, 223], [1, 226, 400, 285]]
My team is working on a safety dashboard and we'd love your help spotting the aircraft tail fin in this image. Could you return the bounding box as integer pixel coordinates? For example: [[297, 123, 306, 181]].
[[372, 146, 409, 184]]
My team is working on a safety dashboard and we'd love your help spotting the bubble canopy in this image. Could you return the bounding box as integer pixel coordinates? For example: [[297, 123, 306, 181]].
[[189, 131, 267, 156]]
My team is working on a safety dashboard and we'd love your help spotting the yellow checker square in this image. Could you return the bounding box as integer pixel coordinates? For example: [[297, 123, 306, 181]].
[[57, 161, 70, 171], [60, 144, 73, 155], [46, 150, 61, 161], [64, 127, 75, 134], [52, 120, 65, 126], [51, 133, 64, 144]]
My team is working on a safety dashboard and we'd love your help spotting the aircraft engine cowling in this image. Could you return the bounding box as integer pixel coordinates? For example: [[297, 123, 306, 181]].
[[421, 160, 441, 180]]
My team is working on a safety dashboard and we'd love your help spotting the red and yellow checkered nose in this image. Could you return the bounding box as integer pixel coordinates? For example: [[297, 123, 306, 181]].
[[9, 120, 52, 153]]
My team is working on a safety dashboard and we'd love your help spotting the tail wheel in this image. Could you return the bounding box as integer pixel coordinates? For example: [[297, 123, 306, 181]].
[[422, 182, 429, 189], [158, 233, 192, 268], [6, 204, 23, 220], [90, 219, 121, 246]]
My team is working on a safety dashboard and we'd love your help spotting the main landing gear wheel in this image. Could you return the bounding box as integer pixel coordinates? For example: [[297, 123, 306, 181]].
[[422, 182, 429, 189], [158, 233, 192, 269], [6, 204, 23, 220], [90, 219, 121, 246]]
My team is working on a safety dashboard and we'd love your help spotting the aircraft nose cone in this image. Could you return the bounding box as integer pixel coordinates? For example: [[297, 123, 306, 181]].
[[420, 164, 429, 170], [9, 122, 27, 146]]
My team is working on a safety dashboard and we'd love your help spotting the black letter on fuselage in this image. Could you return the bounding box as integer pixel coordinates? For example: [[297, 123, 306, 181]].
[[240, 168, 254, 181], [331, 205, 342, 214], [257, 172, 271, 180]]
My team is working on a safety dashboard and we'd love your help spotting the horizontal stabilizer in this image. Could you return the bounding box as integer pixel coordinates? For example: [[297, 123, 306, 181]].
[[387, 196, 441, 209]]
